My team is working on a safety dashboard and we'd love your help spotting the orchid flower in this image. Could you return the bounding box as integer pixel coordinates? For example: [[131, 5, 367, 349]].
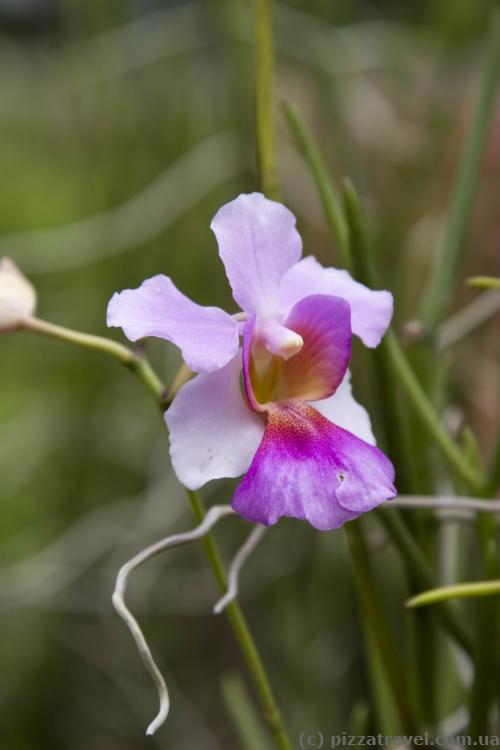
[[108, 193, 396, 530]]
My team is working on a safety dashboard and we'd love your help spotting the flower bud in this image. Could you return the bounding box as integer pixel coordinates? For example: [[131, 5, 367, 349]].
[[0, 257, 37, 332]]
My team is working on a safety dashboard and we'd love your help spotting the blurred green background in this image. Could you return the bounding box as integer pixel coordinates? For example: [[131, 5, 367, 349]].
[[0, 1, 498, 748]]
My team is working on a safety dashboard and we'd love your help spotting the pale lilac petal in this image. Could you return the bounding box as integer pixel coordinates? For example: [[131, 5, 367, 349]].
[[242, 295, 351, 410], [165, 354, 264, 490], [210, 193, 302, 316], [107, 275, 239, 373], [314, 370, 376, 445], [232, 402, 395, 531], [279, 256, 393, 348]]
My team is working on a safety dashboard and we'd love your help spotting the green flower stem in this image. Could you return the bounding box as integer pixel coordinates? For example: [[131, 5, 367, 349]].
[[24, 315, 138, 363], [255, 0, 280, 200], [421, 8, 500, 330], [282, 100, 350, 266], [24, 315, 291, 750], [407, 579, 500, 608], [187, 491, 292, 750], [23, 315, 168, 407], [344, 522, 419, 731]]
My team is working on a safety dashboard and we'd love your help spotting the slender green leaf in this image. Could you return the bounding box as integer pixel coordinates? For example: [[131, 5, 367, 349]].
[[282, 100, 350, 266], [422, 9, 500, 328], [467, 275, 500, 289], [345, 522, 419, 731], [407, 579, 500, 608], [222, 673, 272, 750], [342, 180, 483, 495]]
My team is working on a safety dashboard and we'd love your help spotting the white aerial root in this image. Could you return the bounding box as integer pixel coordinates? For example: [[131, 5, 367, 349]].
[[387, 495, 500, 514], [112, 504, 235, 736], [213, 524, 267, 615], [112, 493, 497, 735]]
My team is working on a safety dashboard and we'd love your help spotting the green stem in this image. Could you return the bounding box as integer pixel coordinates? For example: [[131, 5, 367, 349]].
[[187, 491, 292, 750], [404, 520, 499, 735], [342, 175, 483, 494], [282, 100, 350, 266], [281, 110, 480, 713], [384, 331, 483, 494], [376, 509, 473, 655], [421, 8, 500, 329], [25, 315, 291, 749], [341, 179, 416, 494], [411, 17, 500, 716], [24, 315, 168, 407], [344, 522, 418, 731], [255, 0, 280, 200], [469, 498, 500, 734], [252, 10, 309, 737], [282, 94, 421, 733], [338, 178, 480, 665]]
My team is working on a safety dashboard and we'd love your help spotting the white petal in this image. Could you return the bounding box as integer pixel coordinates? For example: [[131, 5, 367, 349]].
[[211, 193, 302, 317], [165, 354, 265, 490], [279, 256, 393, 348], [107, 274, 239, 373], [313, 370, 376, 445]]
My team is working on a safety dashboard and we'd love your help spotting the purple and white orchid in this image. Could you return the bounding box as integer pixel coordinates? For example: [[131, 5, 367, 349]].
[[108, 193, 396, 530]]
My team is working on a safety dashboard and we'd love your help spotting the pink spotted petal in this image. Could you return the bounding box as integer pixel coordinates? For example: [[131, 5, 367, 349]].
[[210, 193, 302, 317], [165, 354, 265, 490], [232, 402, 395, 530], [279, 256, 393, 348], [107, 274, 239, 373], [242, 294, 351, 410]]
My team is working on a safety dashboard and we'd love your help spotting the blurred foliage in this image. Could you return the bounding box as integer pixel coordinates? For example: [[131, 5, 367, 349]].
[[0, 1, 498, 748]]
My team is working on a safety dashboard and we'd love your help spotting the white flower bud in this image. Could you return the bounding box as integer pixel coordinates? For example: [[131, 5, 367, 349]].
[[0, 257, 37, 332]]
